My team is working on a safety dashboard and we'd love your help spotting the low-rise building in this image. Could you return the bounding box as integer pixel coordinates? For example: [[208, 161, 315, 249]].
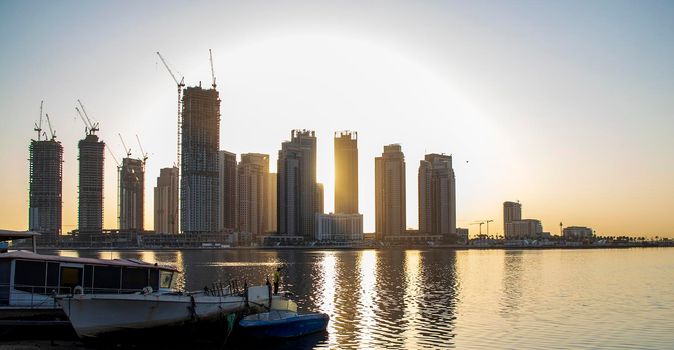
[[315, 213, 363, 241], [505, 219, 543, 239], [563, 226, 593, 240], [456, 227, 469, 244]]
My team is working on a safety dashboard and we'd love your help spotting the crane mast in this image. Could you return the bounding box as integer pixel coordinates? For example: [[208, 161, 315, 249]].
[[156, 51, 184, 170], [34, 100, 44, 141]]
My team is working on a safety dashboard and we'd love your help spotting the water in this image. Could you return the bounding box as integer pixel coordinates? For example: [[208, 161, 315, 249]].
[[52, 248, 674, 349]]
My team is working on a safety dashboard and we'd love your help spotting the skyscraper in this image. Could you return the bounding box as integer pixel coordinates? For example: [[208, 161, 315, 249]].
[[503, 201, 522, 237], [181, 86, 220, 234], [334, 131, 358, 214], [375, 144, 406, 240], [418, 153, 456, 236], [266, 173, 277, 233], [238, 153, 269, 235], [119, 157, 144, 232], [277, 129, 320, 239], [154, 167, 179, 234], [218, 150, 237, 232], [28, 136, 63, 240], [78, 133, 105, 235]]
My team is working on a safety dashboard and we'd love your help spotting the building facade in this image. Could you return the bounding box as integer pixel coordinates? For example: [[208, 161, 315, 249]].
[[28, 138, 63, 239], [375, 144, 406, 240], [315, 213, 363, 241], [505, 219, 543, 239], [334, 131, 358, 214], [563, 226, 594, 240], [78, 134, 105, 234], [503, 201, 522, 237], [238, 153, 269, 236], [154, 167, 179, 234], [277, 130, 321, 239], [418, 153, 456, 236], [181, 86, 220, 234], [119, 157, 144, 232], [218, 150, 237, 232], [266, 173, 277, 233]]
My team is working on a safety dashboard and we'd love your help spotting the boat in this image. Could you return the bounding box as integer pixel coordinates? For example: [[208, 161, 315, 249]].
[[239, 310, 329, 338]]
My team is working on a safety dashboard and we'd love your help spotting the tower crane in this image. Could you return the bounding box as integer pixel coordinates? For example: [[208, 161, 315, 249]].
[[135, 134, 148, 165], [105, 144, 121, 167], [34, 101, 43, 141], [44, 113, 56, 140], [76, 100, 99, 135], [209, 49, 216, 89], [156, 51, 184, 169], [484, 219, 494, 235], [470, 221, 485, 236], [75, 107, 91, 135], [118, 133, 132, 158]]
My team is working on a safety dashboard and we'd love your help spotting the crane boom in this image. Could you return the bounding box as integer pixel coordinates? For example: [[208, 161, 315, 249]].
[[34, 100, 44, 141], [118, 133, 131, 158], [75, 107, 90, 135], [45, 113, 56, 140], [136, 134, 148, 162], [156, 52, 183, 86], [156, 51, 184, 170], [105, 144, 120, 167], [77, 100, 99, 134], [209, 49, 216, 88]]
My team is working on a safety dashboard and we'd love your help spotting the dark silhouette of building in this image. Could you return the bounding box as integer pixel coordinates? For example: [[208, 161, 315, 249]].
[[28, 137, 63, 240], [418, 153, 456, 236], [154, 167, 179, 234], [218, 150, 237, 231], [181, 85, 220, 233], [119, 157, 144, 232], [277, 130, 321, 239], [375, 144, 406, 240], [237, 153, 269, 235], [334, 131, 358, 214], [78, 134, 105, 234]]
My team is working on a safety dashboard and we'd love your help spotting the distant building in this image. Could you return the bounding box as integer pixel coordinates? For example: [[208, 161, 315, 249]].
[[218, 150, 237, 231], [28, 137, 63, 240], [456, 227, 469, 244], [154, 167, 178, 234], [181, 85, 220, 234], [315, 213, 363, 241], [238, 153, 269, 236], [334, 131, 358, 214], [505, 219, 543, 239], [418, 153, 456, 236], [563, 226, 593, 240], [277, 130, 320, 239], [375, 144, 406, 240], [78, 134, 105, 235], [266, 173, 277, 233], [503, 201, 522, 237], [119, 158, 144, 232]]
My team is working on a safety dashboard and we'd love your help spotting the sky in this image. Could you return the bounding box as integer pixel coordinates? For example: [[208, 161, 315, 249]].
[[0, 0, 673, 237]]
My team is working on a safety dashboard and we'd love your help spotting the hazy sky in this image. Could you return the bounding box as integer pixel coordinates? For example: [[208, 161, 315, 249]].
[[1, 0, 673, 237]]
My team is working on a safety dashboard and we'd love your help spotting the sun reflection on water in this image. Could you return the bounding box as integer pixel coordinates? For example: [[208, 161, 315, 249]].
[[358, 250, 378, 348]]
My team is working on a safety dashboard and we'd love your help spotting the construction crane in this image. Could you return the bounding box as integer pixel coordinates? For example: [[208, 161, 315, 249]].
[[105, 144, 121, 167], [76, 100, 99, 135], [44, 113, 56, 140], [156, 51, 184, 169], [470, 221, 485, 236], [209, 49, 216, 89], [135, 134, 148, 165], [34, 100, 44, 141], [118, 133, 131, 158], [484, 219, 494, 235]]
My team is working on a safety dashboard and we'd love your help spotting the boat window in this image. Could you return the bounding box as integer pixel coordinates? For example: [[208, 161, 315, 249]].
[[60, 266, 83, 294], [149, 269, 159, 291], [0, 261, 10, 305], [92, 266, 121, 292], [160, 271, 174, 289], [14, 260, 46, 294], [83, 265, 93, 292], [47, 263, 59, 292], [121, 267, 147, 291]]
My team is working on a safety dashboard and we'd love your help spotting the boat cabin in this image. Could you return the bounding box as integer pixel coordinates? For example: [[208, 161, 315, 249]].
[[0, 251, 179, 308]]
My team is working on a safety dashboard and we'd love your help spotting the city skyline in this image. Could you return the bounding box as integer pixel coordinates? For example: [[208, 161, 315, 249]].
[[1, 1, 673, 237]]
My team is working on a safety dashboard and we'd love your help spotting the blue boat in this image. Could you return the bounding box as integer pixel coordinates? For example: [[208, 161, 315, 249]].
[[239, 310, 329, 338]]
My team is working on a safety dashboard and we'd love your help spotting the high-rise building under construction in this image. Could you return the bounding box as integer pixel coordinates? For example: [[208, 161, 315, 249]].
[[119, 157, 144, 232], [78, 134, 105, 234], [181, 85, 220, 233], [28, 136, 63, 240]]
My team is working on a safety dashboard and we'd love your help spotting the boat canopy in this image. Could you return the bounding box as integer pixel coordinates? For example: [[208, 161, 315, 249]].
[[0, 251, 178, 272]]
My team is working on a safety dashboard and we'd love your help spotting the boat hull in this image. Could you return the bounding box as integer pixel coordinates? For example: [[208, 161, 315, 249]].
[[59, 293, 245, 340], [239, 313, 329, 338]]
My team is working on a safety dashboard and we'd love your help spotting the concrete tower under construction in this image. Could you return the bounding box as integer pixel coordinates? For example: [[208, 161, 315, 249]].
[[181, 85, 220, 234], [78, 134, 105, 234], [29, 135, 63, 241], [119, 157, 144, 232]]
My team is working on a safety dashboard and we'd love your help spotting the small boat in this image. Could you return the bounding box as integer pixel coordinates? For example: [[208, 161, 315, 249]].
[[239, 310, 329, 338]]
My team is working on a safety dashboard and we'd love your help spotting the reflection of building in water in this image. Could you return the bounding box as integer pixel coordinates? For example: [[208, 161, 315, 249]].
[[500, 251, 525, 317]]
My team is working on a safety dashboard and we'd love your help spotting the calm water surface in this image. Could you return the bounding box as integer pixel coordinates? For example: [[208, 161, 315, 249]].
[[53, 248, 674, 349]]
